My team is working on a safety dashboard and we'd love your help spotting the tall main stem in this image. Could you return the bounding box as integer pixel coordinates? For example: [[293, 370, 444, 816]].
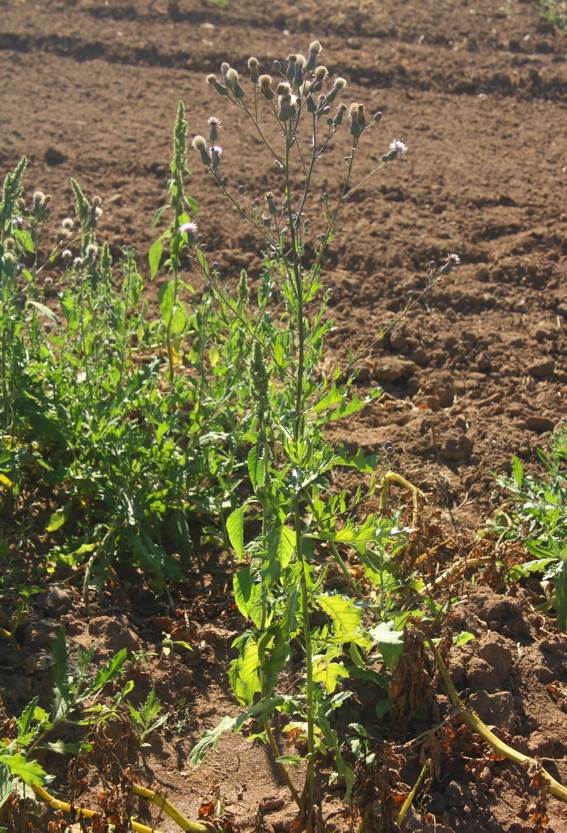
[[284, 128, 315, 826]]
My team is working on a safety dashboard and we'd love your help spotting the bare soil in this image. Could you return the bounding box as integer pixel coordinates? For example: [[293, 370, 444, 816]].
[[1, 0, 566, 831]]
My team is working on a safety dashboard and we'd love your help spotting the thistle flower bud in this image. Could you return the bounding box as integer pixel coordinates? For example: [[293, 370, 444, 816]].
[[207, 74, 229, 96], [265, 191, 277, 215], [16, 198, 25, 210], [3, 251, 16, 266], [62, 217, 74, 230], [325, 77, 346, 106], [272, 60, 282, 73], [225, 67, 238, 86], [333, 102, 347, 126], [306, 39, 322, 71], [383, 138, 408, 162], [92, 195, 102, 207], [276, 81, 291, 96], [85, 243, 98, 259], [247, 56, 259, 82], [221, 62, 230, 80], [373, 110, 383, 123], [5, 237, 15, 251], [192, 135, 211, 165], [44, 194, 52, 206], [225, 67, 245, 98], [95, 206, 103, 219], [259, 74, 274, 100], [32, 190, 45, 208], [73, 256, 83, 268], [62, 248, 72, 261], [314, 66, 328, 81], [210, 145, 223, 168], [349, 102, 366, 137], [285, 54, 297, 81], [208, 115, 221, 143], [293, 56, 306, 86], [278, 94, 293, 121]]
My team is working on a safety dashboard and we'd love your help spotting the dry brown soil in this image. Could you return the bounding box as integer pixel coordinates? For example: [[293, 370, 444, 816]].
[[1, 0, 566, 831]]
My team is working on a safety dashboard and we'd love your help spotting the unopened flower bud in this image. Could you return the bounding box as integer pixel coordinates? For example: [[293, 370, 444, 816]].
[[192, 135, 211, 165], [247, 56, 259, 82], [62, 217, 74, 230], [276, 81, 291, 96], [314, 66, 328, 81], [285, 54, 297, 81], [92, 195, 102, 207], [16, 198, 25, 210], [95, 206, 103, 219], [207, 74, 229, 96], [265, 192, 277, 215], [5, 237, 15, 251], [73, 256, 83, 268], [306, 39, 323, 71], [259, 74, 274, 100], [62, 248, 72, 261], [373, 110, 383, 123], [3, 251, 16, 266], [225, 68, 245, 98], [221, 62, 230, 80], [349, 102, 365, 137], [86, 243, 98, 259], [272, 59, 281, 73], [333, 102, 347, 126], [32, 190, 45, 208]]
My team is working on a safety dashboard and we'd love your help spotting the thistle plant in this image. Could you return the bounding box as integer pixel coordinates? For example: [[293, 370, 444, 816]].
[[186, 41, 443, 827]]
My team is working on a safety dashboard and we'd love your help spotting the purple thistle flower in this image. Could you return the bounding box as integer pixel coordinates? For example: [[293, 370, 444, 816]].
[[180, 221, 198, 235], [389, 139, 408, 155], [210, 145, 223, 168]]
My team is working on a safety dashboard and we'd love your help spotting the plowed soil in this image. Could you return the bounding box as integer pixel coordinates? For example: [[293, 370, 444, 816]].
[[1, 1, 566, 831]]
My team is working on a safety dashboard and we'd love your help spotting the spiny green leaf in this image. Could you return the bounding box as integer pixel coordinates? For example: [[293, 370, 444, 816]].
[[0, 753, 45, 786], [316, 594, 369, 648]]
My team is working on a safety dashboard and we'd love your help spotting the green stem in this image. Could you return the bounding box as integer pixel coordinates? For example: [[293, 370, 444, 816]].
[[166, 266, 178, 385], [284, 126, 315, 826]]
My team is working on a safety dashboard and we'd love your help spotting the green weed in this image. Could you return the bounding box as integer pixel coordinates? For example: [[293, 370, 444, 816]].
[[491, 422, 567, 626], [539, 0, 567, 32]]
